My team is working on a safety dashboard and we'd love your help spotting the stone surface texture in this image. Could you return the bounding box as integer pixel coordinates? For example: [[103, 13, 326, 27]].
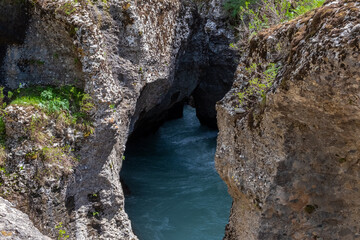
[[1, 104, 89, 239], [0, 0, 235, 239], [130, 0, 237, 135], [0, 197, 51, 240], [216, 1, 360, 239]]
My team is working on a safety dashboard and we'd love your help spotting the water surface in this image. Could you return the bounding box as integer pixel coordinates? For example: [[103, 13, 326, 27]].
[[122, 106, 231, 240]]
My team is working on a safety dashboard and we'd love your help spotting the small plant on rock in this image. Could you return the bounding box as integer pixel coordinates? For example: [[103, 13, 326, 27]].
[[225, 0, 326, 47], [10, 85, 94, 124], [55, 222, 69, 240], [238, 62, 279, 107]]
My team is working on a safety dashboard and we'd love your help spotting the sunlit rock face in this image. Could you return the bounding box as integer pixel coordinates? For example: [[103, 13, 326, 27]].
[[216, 1, 360, 239], [0, 197, 51, 240]]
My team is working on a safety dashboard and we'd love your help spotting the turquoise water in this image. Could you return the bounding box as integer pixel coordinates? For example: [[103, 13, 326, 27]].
[[121, 106, 231, 240]]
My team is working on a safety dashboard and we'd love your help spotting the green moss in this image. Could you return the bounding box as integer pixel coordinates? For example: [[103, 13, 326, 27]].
[[6, 85, 95, 144]]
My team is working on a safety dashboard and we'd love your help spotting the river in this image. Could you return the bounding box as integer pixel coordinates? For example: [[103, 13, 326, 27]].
[[121, 105, 231, 240]]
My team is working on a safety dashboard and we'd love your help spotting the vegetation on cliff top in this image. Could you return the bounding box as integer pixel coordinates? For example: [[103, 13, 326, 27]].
[[0, 85, 94, 170], [0, 85, 94, 238], [225, 0, 325, 108], [225, 0, 326, 39], [9, 85, 93, 117]]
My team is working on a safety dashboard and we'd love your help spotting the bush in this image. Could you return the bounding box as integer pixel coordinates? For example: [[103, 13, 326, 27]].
[[55, 222, 69, 240], [225, 0, 326, 40], [223, 0, 258, 18], [10, 85, 94, 122], [238, 62, 279, 107]]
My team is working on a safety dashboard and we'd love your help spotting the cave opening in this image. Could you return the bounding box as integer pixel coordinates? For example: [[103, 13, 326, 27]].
[[121, 105, 231, 240], [122, 9, 238, 237]]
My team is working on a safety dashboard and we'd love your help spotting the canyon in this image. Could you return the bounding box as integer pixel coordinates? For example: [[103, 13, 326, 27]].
[[0, 0, 359, 239]]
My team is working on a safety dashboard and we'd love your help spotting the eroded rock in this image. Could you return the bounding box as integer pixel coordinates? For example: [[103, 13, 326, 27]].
[[0, 197, 51, 240], [216, 1, 360, 239], [0, 0, 236, 239]]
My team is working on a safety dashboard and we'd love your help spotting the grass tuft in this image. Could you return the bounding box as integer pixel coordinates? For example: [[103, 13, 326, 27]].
[[224, 0, 326, 38], [10, 85, 94, 122]]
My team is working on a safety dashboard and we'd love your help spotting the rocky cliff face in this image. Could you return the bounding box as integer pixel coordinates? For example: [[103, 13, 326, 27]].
[[129, 0, 237, 136], [216, 1, 360, 239], [0, 0, 235, 239], [0, 0, 84, 89], [0, 197, 51, 240]]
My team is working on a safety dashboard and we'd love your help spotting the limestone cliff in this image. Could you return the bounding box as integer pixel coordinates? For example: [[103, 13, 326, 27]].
[[0, 197, 51, 240], [216, 1, 360, 239], [0, 0, 235, 239]]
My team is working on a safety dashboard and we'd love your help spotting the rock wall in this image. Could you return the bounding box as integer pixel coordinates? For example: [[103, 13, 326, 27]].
[[216, 1, 360, 239], [0, 197, 51, 240], [130, 0, 237, 136], [0, 0, 31, 85], [0, 0, 235, 239], [1, 103, 91, 239], [0, 0, 84, 89], [1, 0, 137, 238], [174, 0, 238, 129]]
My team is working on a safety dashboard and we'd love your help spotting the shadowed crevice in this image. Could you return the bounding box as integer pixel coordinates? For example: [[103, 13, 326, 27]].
[[0, 0, 32, 85]]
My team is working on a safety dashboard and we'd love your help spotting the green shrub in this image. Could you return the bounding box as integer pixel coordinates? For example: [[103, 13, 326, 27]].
[[288, 0, 325, 18], [55, 222, 69, 240], [238, 62, 279, 106], [7, 85, 95, 143], [225, 0, 326, 37], [57, 1, 77, 15], [10, 85, 93, 120], [223, 0, 258, 18]]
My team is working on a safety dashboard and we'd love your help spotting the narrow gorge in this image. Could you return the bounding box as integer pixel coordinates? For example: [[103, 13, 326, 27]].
[[0, 0, 359, 239], [122, 106, 231, 240]]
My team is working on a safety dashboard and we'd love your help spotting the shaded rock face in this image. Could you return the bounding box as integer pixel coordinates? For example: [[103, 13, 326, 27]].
[[0, 0, 30, 45], [216, 1, 360, 239], [0, 1, 84, 89], [0, 104, 90, 239], [174, 0, 238, 129], [130, 0, 237, 137], [0, 197, 51, 240], [0, 0, 235, 239], [0, 0, 31, 83]]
